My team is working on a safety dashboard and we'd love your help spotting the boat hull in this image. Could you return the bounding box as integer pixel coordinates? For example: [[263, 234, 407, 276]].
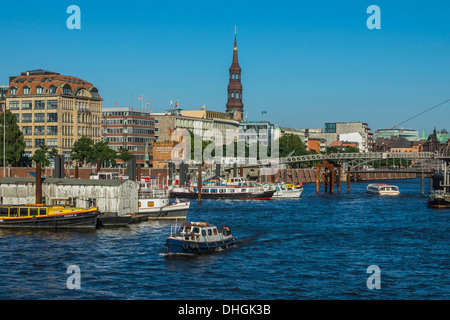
[[165, 236, 236, 254], [170, 190, 275, 200], [0, 210, 99, 229], [273, 190, 303, 198], [97, 213, 133, 227], [428, 197, 450, 209], [139, 202, 190, 220]]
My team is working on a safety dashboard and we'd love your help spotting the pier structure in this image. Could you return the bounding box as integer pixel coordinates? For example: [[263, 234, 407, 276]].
[[315, 161, 343, 193]]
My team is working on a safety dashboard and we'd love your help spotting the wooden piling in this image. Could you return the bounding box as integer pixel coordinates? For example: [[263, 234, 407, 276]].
[[36, 163, 42, 205], [198, 165, 202, 203], [337, 166, 341, 193], [316, 166, 320, 193], [421, 171, 425, 195], [347, 170, 351, 192]]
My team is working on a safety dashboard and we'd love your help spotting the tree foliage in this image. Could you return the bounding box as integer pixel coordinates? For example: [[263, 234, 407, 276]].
[[117, 146, 134, 163], [0, 110, 26, 166], [70, 137, 117, 167], [70, 136, 95, 166], [31, 144, 58, 167], [278, 133, 308, 158]]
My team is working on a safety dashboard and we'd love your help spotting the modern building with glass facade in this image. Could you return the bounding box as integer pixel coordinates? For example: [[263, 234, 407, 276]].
[[101, 107, 155, 165], [373, 128, 419, 142]]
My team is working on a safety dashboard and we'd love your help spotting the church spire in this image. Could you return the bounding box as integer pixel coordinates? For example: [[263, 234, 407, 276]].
[[226, 27, 244, 121]]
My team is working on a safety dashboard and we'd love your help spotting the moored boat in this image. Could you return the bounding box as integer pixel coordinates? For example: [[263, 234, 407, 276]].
[[272, 183, 303, 198], [366, 183, 400, 196], [138, 187, 190, 220], [170, 185, 275, 200], [165, 221, 236, 254], [428, 190, 450, 208], [0, 204, 100, 229]]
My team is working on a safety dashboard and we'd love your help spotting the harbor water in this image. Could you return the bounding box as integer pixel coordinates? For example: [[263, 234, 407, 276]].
[[0, 178, 448, 300]]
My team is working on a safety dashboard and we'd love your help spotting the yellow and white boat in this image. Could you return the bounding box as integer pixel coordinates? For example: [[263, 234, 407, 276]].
[[0, 204, 100, 229]]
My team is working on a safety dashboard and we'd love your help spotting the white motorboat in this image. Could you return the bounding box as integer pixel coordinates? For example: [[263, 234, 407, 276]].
[[273, 183, 303, 198], [138, 188, 190, 220], [366, 183, 400, 196]]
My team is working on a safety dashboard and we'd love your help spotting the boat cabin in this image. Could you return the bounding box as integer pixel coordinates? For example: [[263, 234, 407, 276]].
[[175, 222, 229, 242], [0, 205, 48, 218], [90, 172, 119, 180], [196, 186, 265, 194], [226, 177, 247, 186]]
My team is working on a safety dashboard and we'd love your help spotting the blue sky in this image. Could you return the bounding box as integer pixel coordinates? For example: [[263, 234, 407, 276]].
[[1, 0, 449, 134]]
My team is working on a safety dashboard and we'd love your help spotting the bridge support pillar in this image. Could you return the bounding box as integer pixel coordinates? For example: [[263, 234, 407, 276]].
[[315, 161, 341, 194]]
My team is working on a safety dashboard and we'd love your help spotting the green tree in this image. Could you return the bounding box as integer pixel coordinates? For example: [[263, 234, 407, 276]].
[[92, 140, 117, 167], [31, 144, 58, 167], [70, 136, 95, 167], [0, 110, 26, 166], [117, 146, 134, 164], [278, 133, 308, 158]]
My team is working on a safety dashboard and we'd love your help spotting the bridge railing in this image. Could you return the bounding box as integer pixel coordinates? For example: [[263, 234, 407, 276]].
[[257, 152, 436, 166]]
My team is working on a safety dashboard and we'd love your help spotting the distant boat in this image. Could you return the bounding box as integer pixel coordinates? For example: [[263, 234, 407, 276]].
[[165, 221, 236, 254], [0, 204, 99, 229], [428, 190, 450, 208], [170, 185, 275, 200], [270, 183, 303, 198], [138, 188, 190, 220], [366, 183, 400, 196]]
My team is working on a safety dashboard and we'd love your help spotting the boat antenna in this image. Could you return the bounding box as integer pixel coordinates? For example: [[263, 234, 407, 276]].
[[391, 98, 450, 129]]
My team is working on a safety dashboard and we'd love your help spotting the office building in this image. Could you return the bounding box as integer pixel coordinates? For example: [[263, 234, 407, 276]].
[[5, 69, 102, 159]]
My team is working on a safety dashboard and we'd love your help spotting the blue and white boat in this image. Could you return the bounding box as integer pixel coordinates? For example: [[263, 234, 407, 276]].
[[165, 222, 236, 254]]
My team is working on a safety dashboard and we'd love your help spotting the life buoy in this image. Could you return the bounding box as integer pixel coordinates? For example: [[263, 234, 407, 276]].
[[182, 243, 188, 251]]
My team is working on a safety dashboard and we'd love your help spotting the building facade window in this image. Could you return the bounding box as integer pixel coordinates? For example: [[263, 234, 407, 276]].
[[35, 100, 45, 110], [47, 139, 58, 147], [47, 126, 58, 135], [47, 100, 58, 109], [34, 126, 45, 135], [22, 126, 32, 135], [35, 139, 45, 148], [36, 86, 43, 95], [22, 114, 32, 123], [9, 101, 20, 110], [10, 88, 18, 95], [23, 87, 31, 95], [21, 101, 32, 110], [62, 85, 71, 95], [47, 113, 58, 122], [24, 139, 32, 148], [34, 113, 45, 122]]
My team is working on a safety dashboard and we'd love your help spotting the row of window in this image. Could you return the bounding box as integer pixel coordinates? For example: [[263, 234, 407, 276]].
[[24, 138, 77, 149], [0, 207, 47, 217], [16, 113, 58, 123], [10, 86, 57, 96], [22, 126, 58, 135], [9, 100, 58, 110], [26, 138, 58, 148]]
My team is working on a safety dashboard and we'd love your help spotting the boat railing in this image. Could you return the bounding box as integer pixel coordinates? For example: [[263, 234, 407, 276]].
[[138, 188, 169, 199]]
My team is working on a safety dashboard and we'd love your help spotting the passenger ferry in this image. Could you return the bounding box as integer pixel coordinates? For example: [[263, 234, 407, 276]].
[[366, 183, 400, 196], [165, 221, 236, 254], [169, 185, 275, 200], [0, 204, 100, 229]]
